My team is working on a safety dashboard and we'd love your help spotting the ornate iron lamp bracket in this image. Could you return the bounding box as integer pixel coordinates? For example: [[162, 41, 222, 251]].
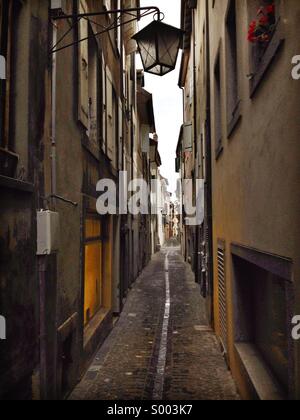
[[50, 6, 163, 54]]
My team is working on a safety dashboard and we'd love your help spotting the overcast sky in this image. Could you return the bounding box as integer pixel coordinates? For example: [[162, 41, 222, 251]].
[[138, 0, 183, 194]]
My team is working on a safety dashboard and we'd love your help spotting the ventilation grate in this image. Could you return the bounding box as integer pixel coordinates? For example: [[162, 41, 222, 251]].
[[217, 241, 227, 354]]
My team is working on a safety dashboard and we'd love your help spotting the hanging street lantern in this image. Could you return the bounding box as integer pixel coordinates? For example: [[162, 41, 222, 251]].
[[51, 7, 184, 77], [132, 16, 184, 77]]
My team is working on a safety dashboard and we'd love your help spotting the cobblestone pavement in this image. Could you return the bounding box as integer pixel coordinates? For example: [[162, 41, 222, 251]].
[[70, 247, 240, 400]]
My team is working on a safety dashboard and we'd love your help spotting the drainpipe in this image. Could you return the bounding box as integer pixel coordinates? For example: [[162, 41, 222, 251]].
[[38, 257, 47, 400], [39, 18, 58, 401], [192, 7, 200, 279], [205, 0, 214, 326], [192, 8, 197, 162], [179, 86, 186, 259], [51, 22, 58, 208]]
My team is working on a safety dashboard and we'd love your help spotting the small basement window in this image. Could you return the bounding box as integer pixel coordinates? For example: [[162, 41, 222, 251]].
[[232, 245, 294, 399]]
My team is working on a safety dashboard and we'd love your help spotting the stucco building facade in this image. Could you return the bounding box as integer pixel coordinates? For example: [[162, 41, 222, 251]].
[[0, 0, 158, 400], [178, 0, 300, 400]]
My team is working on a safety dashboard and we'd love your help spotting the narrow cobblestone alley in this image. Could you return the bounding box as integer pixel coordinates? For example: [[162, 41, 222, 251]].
[[70, 247, 240, 401]]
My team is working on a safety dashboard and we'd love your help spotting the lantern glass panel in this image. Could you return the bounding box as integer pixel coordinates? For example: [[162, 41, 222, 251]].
[[138, 39, 157, 70], [157, 27, 182, 68], [133, 20, 184, 76]]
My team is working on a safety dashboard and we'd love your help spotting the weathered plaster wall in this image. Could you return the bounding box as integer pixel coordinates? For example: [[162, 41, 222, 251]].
[[209, 0, 300, 399], [0, 0, 49, 399]]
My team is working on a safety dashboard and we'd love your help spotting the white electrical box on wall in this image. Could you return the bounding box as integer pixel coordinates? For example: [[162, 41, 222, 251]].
[[37, 211, 60, 256]]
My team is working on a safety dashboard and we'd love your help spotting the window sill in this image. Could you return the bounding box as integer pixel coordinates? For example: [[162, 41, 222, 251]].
[[250, 30, 285, 98], [0, 174, 34, 193], [235, 343, 285, 400], [83, 308, 113, 360]]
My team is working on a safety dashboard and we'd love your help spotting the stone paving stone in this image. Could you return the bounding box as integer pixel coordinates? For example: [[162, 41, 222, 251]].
[[69, 247, 240, 401]]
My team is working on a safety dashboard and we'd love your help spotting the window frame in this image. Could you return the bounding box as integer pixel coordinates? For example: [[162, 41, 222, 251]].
[[83, 215, 110, 326], [247, 0, 284, 97], [225, 0, 242, 138], [214, 45, 223, 160]]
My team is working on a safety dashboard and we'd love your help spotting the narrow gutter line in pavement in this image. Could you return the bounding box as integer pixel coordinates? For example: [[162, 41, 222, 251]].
[[152, 251, 171, 400]]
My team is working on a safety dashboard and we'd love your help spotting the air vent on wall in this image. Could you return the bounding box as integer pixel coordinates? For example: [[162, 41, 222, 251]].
[[217, 240, 228, 356]]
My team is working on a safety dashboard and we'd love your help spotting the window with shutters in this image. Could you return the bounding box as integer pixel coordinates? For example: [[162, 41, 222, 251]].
[[106, 67, 118, 169], [78, 0, 89, 128], [78, 0, 103, 149], [87, 24, 98, 145]]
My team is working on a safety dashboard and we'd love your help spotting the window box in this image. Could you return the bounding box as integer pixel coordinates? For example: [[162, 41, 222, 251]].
[[0, 147, 19, 178]]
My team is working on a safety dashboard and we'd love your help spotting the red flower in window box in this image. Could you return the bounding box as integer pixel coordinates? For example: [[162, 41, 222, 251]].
[[266, 4, 275, 15], [247, 3, 276, 44]]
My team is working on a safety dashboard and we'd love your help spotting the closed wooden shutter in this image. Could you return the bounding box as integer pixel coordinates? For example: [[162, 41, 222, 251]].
[[217, 240, 228, 354], [117, 0, 121, 55], [102, 54, 106, 153], [141, 125, 150, 154], [118, 98, 123, 169], [78, 0, 89, 128], [106, 66, 114, 162]]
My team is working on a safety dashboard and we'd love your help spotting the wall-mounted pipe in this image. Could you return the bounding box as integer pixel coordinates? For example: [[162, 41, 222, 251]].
[[39, 19, 59, 401], [51, 22, 58, 208]]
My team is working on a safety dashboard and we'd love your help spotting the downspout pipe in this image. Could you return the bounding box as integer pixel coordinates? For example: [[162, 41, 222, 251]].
[[38, 258, 47, 400], [51, 22, 58, 208], [192, 7, 200, 279], [205, 0, 214, 326], [192, 8, 197, 162], [39, 18, 58, 401]]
